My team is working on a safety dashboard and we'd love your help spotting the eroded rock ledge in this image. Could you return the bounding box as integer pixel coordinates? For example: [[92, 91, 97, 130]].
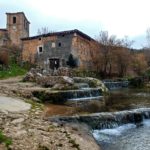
[[0, 107, 100, 150], [0, 77, 101, 150]]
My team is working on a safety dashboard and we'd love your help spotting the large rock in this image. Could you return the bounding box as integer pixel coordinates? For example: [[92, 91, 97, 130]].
[[0, 96, 31, 112], [36, 76, 74, 88], [73, 77, 108, 93], [23, 68, 42, 82], [23, 68, 74, 88]]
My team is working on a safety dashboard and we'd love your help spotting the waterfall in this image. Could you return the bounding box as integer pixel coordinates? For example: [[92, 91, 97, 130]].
[[49, 108, 150, 130], [63, 88, 102, 101]]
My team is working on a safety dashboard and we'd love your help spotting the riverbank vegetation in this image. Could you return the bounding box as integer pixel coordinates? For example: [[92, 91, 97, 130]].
[[0, 46, 27, 79], [0, 64, 27, 79], [89, 31, 149, 78]]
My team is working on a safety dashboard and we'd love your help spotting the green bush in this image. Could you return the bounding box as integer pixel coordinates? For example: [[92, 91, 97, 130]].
[[129, 77, 144, 88]]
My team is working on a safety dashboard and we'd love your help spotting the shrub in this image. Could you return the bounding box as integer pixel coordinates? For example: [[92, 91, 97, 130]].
[[0, 130, 12, 149], [67, 54, 77, 68]]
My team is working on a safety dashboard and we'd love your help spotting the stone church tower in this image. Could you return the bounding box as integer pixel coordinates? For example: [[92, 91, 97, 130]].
[[6, 12, 30, 47]]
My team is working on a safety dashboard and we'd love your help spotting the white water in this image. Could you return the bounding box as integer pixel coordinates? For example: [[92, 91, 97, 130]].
[[93, 119, 150, 150], [68, 96, 103, 101], [93, 123, 136, 137]]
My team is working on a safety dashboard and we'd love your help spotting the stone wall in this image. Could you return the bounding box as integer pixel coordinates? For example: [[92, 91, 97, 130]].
[[71, 35, 95, 70], [6, 12, 29, 47], [38, 34, 73, 69], [22, 31, 98, 71], [22, 35, 57, 65]]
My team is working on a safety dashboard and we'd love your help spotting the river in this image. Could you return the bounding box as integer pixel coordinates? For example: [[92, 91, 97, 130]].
[[46, 88, 150, 150], [93, 88, 150, 150]]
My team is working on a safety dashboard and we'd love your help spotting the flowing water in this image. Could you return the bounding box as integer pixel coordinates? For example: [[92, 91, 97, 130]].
[[46, 86, 150, 150], [93, 119, 150, 150], [92, 88, 150, 150]]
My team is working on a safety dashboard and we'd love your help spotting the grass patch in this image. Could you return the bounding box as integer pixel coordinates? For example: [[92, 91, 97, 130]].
[[25, 99, 43, 110], [0, 64, 27, 79], [0, 130, 12, 149]]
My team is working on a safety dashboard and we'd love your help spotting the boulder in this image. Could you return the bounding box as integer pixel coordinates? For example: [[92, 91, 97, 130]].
[[73, 77, 108, 93], [23, 68, 43, 82], [36, 76, 74, 88]]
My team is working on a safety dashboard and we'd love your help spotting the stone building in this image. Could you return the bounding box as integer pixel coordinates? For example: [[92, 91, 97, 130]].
[[1, 12, 97, 70], [22, 29, 97, 70], [0, 12, 30, 47]]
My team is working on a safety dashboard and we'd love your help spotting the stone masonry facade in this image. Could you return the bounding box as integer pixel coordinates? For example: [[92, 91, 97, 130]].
[[0, 12, 29, 47], [0, 12, 97, 70]]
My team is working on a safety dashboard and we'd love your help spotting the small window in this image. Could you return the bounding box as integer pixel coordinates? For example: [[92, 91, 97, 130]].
[[13, 17, 16, 24], [37, 46, 43, 54], [58, 42, 61, 47], [3, 39, 7, 45], [52, 42, 55, 48], [39, 37, 42, 40]]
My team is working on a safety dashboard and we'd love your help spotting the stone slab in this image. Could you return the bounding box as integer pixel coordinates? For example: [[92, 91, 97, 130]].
[[0, 96, 31, 112]]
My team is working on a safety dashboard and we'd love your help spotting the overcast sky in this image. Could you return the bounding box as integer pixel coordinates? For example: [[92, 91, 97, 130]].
[[0, 0, 150, 49]]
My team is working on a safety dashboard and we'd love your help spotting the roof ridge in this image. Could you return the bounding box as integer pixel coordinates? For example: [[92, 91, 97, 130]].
[[22, 29, 94, 41]]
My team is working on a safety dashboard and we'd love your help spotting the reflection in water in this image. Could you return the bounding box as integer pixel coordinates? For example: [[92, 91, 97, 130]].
[[45, 88, 150, 116], [45, 88, 150, 150], [105, 88, 150, 111]]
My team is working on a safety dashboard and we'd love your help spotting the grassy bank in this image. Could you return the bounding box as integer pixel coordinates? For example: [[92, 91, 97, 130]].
[[0, 64, 27, 79]]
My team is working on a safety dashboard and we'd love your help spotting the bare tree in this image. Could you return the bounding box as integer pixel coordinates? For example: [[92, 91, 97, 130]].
[[146, 28, 150, 48], [96, 31, 120, 77], [37, 27, 50, 35], [92, 31, 134, 77]]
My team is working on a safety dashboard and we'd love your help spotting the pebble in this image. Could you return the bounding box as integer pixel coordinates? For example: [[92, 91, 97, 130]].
[[11, 118, 25, 124]]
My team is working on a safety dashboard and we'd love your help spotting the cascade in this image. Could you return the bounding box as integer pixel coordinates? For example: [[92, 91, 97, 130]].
[[61, 87, 102, 101], [49, 108, 150, 129]]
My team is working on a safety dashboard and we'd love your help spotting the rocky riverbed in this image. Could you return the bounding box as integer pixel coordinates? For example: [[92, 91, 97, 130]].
[[0, 77, 100, 150]]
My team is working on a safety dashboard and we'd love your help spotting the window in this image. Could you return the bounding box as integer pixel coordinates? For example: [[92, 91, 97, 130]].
[[52, 42, 55, 48], [37, 45, 43, 54], [39, 37, 42, 41], [3, 39, 7, 45], [13, 17, 16, 24], [58, 42, 61, 47]]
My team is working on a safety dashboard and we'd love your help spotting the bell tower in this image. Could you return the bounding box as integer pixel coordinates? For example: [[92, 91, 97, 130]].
[[6, 12, 30, 47]]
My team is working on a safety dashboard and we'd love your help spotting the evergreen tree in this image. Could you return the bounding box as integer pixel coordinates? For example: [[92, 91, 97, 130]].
[[67, 54, 77, 68]]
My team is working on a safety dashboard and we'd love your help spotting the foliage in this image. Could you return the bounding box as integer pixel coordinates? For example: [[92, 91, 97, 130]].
[[0, 64, 27, 79], [1, 45, 22, 65], [90, 30, 148, 78], [129, 77, 145, 88], [67, 54, 77, 68], [0, 130, 12, 149], [131, 52, 148, 75]]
